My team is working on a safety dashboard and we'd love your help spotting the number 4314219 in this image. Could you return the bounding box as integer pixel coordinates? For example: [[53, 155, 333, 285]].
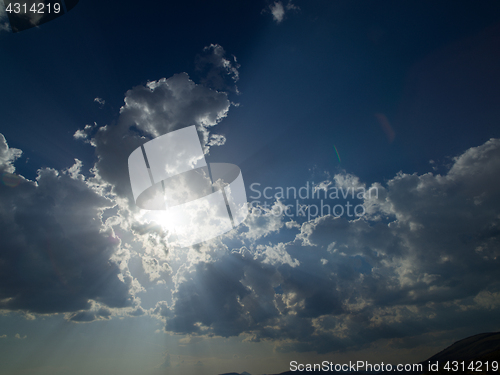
[[5, 2, 61, 14]]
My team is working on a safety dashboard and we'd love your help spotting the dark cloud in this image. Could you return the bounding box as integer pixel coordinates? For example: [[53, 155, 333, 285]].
[[160, 138, 500, 353], [1, 46, 239, 324], [128, 306, 146, 316], [3, 38, 499, 358], [0, 133, 22, 173], [75, 72, 231, 203], [0, 139, 134, 315], [166, 254, 253, 337], [94, 97, 105, 108]]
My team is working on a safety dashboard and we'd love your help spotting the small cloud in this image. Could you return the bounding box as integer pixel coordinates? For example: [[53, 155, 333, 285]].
[[270, 2, 285, 23], [0, 334, 6, 339], [73, 123, 96, 142], [15, 334, 27, 339], [208, 134, 226, 147], [285, 220, 300, 229], [195, 44, 240, 93], [0, 133, 22, 173], [264, 1, 300, 24], [94, 97, 105, 108], [22, 312, 36, 320]]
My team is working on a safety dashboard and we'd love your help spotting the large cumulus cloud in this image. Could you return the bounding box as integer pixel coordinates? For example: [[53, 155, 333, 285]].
[[3, 40, 499, 356], [159, 138, 500, 353], [75, 72, 231, 203], [0, 137, 134, 315], [0, 46, 240, 320]]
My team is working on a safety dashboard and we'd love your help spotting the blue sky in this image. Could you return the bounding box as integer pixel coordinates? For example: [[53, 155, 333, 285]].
[[1, 1, 500, 374]]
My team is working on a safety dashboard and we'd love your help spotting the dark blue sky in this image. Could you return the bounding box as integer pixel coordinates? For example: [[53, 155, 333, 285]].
[[2, 0, 500, 185]]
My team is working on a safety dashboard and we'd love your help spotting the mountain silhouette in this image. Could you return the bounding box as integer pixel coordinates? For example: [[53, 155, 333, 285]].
[[250, 331, 500, 375], [418, 332, 500, 374], [426, 332, 500, 362]]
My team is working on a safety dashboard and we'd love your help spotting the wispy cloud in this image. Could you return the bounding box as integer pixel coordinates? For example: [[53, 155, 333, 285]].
[[94, 97, 105, 108], [195, 44, 240, 93], [264, 1, 300, 24], [0, 140, 135, 316], [159, 138, 500, 352]]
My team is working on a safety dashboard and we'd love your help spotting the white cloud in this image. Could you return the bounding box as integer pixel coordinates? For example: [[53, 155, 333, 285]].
[[159, 137, 500, 353], [4, 122, 500, 355], [265, 1, 300, 24], [270, 2, 285, 23], [75, 72, 231, 207], [0, 137, 136, 316], [243, 201, 286, 240], [195, 44, 240, 93], [0, 133, 22, 173]]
